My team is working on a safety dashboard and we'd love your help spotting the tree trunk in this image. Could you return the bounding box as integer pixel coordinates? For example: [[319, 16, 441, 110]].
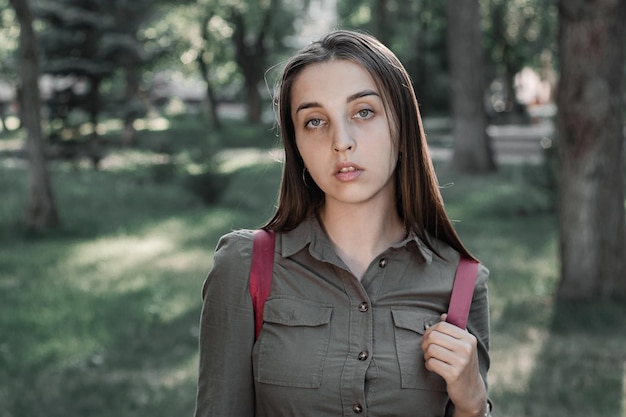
[[372, 0, 391, 45], [85, 75, 104, 169], [9, 0, 60, 231], [557, 0, 626, 299], [446, 0, 496, 173], [229, 7, 270, 125], [121, 60, 140, 147], [197, 14, 222, 131], [0, 102, 9, 131], [196, 52, 223, 130]]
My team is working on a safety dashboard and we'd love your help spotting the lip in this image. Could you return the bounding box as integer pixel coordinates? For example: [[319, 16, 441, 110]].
[[334, 161, 363, 181]]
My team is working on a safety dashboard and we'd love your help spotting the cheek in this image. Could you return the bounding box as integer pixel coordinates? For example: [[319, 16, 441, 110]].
[[382, 130, 399, 175], [295, 138, 315, 170], [294, 138, 306, 163]]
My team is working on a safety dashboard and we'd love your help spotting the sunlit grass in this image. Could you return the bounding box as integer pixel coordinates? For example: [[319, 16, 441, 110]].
[[133, 116, 171, 132]]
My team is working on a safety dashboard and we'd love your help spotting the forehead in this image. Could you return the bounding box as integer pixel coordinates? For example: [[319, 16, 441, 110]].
[[290, 59, 379, 103]]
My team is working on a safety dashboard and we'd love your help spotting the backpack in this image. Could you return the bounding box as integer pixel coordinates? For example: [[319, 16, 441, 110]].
[[249, 229, 478, 340]]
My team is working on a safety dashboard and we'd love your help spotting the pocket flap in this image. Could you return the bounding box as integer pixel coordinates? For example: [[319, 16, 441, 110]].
[[391, 308, 440, 335], [264, 297, 332, 327]]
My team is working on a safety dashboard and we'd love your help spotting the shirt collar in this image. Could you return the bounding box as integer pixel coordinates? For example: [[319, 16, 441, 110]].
[[281, 214, 434, 264]]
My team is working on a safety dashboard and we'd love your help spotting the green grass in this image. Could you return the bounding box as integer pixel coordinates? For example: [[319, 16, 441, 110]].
[[1, 120, 624, 417]]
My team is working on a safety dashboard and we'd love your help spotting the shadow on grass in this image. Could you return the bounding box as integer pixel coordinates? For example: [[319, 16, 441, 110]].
[[0, 223, 206, 416], [497, 299, 626, 417], [3, 295, 200, 417]]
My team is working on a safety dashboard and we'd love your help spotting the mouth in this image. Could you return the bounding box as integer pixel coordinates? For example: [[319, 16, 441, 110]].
[[334, 163, 362, 182], [338, 166, 356, 174]]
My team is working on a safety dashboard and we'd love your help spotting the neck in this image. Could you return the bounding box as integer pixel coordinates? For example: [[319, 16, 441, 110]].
[[319, 201, 405, 280]]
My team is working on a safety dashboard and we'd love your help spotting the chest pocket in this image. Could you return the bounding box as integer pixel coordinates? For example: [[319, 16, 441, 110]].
[[391, 307, 446, 391], [256, 297, 333, 388]]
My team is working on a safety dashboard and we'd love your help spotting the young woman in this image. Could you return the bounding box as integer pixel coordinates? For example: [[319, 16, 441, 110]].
[[194, 30, 491, 417]]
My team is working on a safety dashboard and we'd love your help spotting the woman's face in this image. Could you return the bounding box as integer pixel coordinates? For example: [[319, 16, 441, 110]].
[[291, 59, 398, 210]]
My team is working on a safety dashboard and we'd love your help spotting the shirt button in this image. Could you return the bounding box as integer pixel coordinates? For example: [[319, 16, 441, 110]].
[[352, 403, 363, 413], [378, 258, 387, 268], [358, 302, 368, 312], [358, 351, 368, 361]]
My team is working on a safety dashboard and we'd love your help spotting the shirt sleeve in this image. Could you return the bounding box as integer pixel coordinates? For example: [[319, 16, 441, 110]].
[[194, 230, 256, 417], [469, 264, 491, 387]]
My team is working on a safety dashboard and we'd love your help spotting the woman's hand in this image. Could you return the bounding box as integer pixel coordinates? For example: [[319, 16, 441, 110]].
[[421, 314, 488, 417]]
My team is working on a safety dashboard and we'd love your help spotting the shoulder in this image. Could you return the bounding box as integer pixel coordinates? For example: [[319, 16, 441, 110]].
[[201, 229, 256, 299], [214, 229, 255, 257], [429, 237, 490, 284], [210, 229, 258, 273]]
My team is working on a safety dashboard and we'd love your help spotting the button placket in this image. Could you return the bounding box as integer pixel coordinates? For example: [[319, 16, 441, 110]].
[[343, 281, 371, 417]]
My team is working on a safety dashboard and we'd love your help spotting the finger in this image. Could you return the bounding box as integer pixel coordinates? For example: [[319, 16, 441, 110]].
[[423, 324, 467, 352], [423, 346, 466, 382], [424, 342, 476, 385], [424, 352, 456, 376], [422, 314, 473, 357], [435, 332, 477, 360], [423, 341, 454, 366], [423, 335, 459, 367], [423, 330, 477, 367], [430, 319, 468, 340]]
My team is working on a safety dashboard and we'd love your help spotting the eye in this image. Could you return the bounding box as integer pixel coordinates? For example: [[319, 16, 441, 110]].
[[354, 109, 374, 120], [305, 118, 324, 129]]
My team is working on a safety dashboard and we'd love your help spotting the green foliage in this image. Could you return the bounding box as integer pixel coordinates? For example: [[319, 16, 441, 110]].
[[0, 1, 19, 79], [148, 2, 239, 87], [481, 0, 557, 73], [29, 0, 181, 135]]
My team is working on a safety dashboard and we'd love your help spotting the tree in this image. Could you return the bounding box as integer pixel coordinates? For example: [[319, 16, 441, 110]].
[[196, 11, 224, 130], [9, 0, 60, 231], [338, 0, 450, 113], [163, 0, 297, 126], [0, 1, 19, 132], [104, 0, 157, 146], [556, 0, 626, 299], [193, 3, 234, 130], [142, 1, 237, 130], [35, 0, 170, 151], [224, 0, 293, 124], [446, 0, 496, 173], [36, 0, 113, 135]]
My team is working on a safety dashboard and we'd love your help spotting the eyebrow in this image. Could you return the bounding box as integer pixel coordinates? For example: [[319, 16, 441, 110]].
[[295, 89, 380, 113]]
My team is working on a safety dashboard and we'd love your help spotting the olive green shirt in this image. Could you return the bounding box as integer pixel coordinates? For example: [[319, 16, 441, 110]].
[[194, 215, 490, 417]]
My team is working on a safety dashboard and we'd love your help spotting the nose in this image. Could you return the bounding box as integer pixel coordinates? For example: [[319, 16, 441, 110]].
[[332, 120, 355, 152]]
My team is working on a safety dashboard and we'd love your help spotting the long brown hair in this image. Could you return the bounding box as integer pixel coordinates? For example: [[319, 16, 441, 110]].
[[264, 30, 474, 260]]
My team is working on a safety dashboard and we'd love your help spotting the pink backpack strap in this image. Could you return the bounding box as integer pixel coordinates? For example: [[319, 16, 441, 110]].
[[445, 257, 479, 330], [249, 229, 275, 340]]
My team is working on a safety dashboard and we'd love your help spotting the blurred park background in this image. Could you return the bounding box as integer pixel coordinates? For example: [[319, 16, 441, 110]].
[[1, 0, 625, 416]]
